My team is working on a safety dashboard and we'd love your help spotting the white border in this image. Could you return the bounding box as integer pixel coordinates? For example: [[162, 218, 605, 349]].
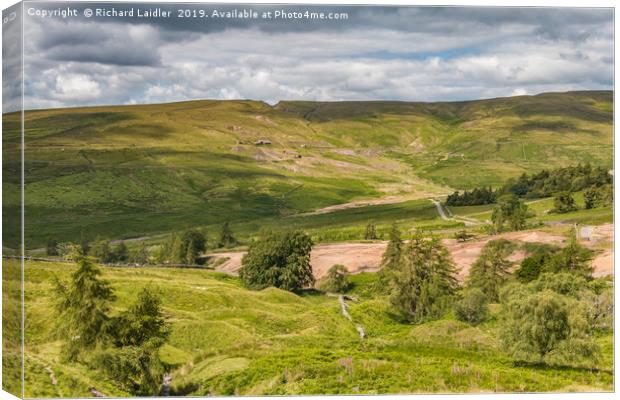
[[0, 1, 616, 400]]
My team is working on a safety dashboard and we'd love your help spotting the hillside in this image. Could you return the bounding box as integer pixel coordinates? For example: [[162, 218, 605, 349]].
[[2, 90, 612, 248], [13, 259, 613, 397]]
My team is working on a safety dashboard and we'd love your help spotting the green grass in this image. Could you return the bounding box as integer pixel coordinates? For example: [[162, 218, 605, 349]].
[[21, 261, 612, 397], [2, 91, 612, 249]]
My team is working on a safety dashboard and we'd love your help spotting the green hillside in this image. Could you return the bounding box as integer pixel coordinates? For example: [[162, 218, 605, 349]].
[[2, 91, 612, 248], [16, 260, 612, 397]]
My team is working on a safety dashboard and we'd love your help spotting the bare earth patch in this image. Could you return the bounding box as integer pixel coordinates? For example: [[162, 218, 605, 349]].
[[209, 224, 613, 281]]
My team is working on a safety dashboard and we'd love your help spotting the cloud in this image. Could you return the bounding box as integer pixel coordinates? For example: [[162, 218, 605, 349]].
[[10, 4, 613, 111]]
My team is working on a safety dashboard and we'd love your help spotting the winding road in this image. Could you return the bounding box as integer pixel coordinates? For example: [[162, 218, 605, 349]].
[[430, 199, 450, 220]]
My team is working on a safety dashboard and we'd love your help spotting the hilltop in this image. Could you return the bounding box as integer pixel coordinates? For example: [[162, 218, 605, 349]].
[[2, 90, 612, 247]]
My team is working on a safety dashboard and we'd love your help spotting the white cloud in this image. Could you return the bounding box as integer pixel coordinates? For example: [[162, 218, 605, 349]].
[[54, 74, 102, 101], [16, 7, 613, 110]]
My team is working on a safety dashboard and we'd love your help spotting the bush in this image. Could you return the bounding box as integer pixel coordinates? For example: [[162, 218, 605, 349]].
[[240, 230, 314, 291], [542, 235, 593, 278], [550, 191, 578, 214], [500, 289, 599, 367], [453, 288, 488, 324], [318, 264, 349, 293]]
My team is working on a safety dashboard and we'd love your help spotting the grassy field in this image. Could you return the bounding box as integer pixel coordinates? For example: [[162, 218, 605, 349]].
[[2, 91, 613, 396], [19, 261, 613, 397], [2, 91, 612, 249]]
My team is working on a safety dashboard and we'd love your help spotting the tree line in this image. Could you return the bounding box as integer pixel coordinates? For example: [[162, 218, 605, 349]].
[[46, 222, 239, 265], [445, 163, 612, 208]]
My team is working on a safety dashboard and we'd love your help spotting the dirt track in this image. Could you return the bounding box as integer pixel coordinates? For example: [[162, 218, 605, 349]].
[[208, 224, 613, 281]]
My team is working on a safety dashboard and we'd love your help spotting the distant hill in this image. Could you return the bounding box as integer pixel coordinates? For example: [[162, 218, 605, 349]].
[[2, 90, 612, 247]]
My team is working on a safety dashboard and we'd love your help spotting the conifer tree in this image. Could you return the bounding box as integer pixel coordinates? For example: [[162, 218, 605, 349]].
[[55, 256, 114, 361], [219, 222, 238, 248], [467, 239, 513, 302], [389, 235, 458, 323]]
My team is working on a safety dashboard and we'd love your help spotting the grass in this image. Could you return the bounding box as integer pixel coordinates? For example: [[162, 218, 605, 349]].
[[2, 91, 612, 249], [18, 260, 613, 397]]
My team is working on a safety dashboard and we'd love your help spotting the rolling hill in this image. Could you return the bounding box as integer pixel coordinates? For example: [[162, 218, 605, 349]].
[[2, 90, 613, 248], [12, 259, 613, 397]]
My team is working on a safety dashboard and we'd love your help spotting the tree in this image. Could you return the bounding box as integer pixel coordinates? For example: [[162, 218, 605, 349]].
[[453, 288, 488, 325], [543, 235, 593, 278], [318, 264, 349, 293], [130, 242, 150, 265], [377, 224, 403, 287], [109, 287, 169, 348], [364, 222, 378, 240], [389, 235, 458, 323], [58, 242, 84, 261], [551, 191, 578, 214], [584, 184, 612, 209], [46, 239, 59, 256], [218, 222, 237, 248], [180, 230, 207, 264], [500, 290, 599, 366], [467, 239, 513, 302], [114, 241, 129, 263], [95, 288, 169, 395], [92, 240, 114, 263], [54, 256, 114, 361], [491, 195, 528, 233], [164, 230, 207, 264], [515, 253, 547, 283], [240, 230, 314, 291]]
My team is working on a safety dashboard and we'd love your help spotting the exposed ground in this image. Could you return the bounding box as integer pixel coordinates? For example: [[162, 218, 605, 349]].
[[208, 223, 614, 281]]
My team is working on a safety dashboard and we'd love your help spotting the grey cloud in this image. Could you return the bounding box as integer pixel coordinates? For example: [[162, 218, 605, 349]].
[[10, 3, 615, 111]]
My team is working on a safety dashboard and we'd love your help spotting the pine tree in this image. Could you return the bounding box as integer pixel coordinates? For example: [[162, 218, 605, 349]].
[[467, 239, 513, 302], [389, 235, 458, 323], [377, 224, 403, 289], [364, 222, 378, 240], [114, 241, 129, 263], [219, 222, 237, 248], [46, 239, 59, 256], [55, 256, 115, 361]]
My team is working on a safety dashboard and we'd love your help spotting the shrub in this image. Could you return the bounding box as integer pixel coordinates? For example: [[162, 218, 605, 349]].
[[240, 230, 314, 291], [318, 264, 349, 293], [550, 191, 578, 214], [453, 288, 488, 324], [542, 235, 593, 278], [583, 184, 612, 209]]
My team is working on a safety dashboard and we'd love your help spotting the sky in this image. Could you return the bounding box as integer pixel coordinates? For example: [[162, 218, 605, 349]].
[[3, 2, 614, 111]]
